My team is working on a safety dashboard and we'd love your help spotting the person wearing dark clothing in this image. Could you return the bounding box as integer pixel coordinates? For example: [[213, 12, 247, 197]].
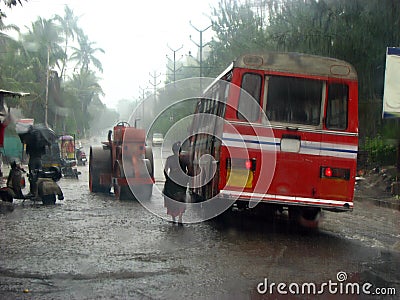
[[26, 141, 46, 172], [25, 131, 47, 195], [163, 141, 188, 224]]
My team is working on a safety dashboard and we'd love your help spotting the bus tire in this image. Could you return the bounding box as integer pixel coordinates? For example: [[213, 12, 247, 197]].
[[298, 208, 321, 228]]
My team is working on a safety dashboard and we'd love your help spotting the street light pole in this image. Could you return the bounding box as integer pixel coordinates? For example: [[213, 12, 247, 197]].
[[149, 71, 162, 103], [138, 85, 149, 128], [189, 21, 212, 91], [166, 44, 183, 84]]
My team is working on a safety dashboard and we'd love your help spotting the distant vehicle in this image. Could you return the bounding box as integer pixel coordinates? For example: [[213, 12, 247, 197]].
[[59, 135, 80, 179], [152, 133, 164, 146], [76, 147, 87, 166]]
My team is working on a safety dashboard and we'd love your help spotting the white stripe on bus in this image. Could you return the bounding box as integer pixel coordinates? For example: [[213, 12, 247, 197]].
[[222, 133, 358, 159], [220, 190, 353, 208], [227, 120, 359, 137]]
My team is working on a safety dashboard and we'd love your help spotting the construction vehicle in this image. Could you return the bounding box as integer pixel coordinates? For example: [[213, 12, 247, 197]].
[[89, 122, 154, 200]]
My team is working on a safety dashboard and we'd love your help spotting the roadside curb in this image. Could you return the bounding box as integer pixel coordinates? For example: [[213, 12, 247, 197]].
[[354, 196, 400, 211]]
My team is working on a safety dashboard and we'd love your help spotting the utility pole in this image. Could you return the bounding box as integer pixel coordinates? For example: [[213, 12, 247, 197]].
[[138, 85, 149, 127], [139, 86, 148, 101], [148, 71, 162, 103], [189, 21, 212, 91], [166, 44, 183, 84]]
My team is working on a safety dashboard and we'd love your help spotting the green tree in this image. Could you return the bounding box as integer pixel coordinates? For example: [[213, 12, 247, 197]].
[[0, 14, 18, 45], [54, 5, 83, 80], [20, 17, 65, 126], [0, 18, 20, 90], [207, 0, 400, 140], [0, 0, 26, 20], [205, 0, 269, 77], [1, 4, 107, 138], [70, 34, 104, 73], [65, 69, 104, 134]]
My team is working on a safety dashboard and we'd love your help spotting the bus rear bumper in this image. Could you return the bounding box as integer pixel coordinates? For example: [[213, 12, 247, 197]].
[[219, 189, 353, 212]]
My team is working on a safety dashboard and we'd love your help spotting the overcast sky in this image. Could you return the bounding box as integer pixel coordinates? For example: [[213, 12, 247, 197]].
[[4, 0, 218, 108]]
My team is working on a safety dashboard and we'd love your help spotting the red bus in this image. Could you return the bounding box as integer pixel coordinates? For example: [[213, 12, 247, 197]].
[[186, 52, 358, 224]]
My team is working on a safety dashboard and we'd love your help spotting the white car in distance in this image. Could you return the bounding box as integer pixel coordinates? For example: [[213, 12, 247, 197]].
[[152, 133, 164, 146]]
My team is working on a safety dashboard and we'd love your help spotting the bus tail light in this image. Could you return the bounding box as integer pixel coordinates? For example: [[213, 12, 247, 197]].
[[320, 167, 350, 180], [245, 159, 256, 171], [226, 158, 256, 188], [226, 158, 256, 171], [324, 167, 333, 177]]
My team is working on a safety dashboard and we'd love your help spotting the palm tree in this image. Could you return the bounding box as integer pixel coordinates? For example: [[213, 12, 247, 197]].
[[23, 17, 64, 68], [70, 34, 104, 73], [0, 18, 19, 46], [0, 17, 21, 88], [54, 5, 82, 80], [0, 0, 27, 22], [66, 69, 104, 134], [22, 17, 65, 126]]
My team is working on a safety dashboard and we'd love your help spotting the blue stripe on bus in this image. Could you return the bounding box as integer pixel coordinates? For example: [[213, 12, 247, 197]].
[[223, 137, 279, 146], [301, 145, 357, 154], [224, 137, 357, 154], [320, 147, 358, 154]]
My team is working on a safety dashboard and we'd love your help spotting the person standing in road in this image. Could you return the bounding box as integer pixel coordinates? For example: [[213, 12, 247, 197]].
[[25, 128, 47, 196], [163, 141, 188, 224]]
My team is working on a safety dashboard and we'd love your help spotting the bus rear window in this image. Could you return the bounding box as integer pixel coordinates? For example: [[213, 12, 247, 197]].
[[326, 83, 348, 130], [265, 76, 323, 126], [237, 73, 262, 122]]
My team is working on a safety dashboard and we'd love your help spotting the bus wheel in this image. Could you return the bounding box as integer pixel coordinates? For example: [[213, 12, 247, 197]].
[[298, 208, 321, 229], [288, 206, 300, 223]]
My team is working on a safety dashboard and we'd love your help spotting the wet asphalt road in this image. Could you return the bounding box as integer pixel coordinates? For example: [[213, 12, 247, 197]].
[[0, 151, 399, 299]]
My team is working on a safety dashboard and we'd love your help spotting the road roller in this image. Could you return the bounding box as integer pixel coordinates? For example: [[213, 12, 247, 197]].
[[89, 122, 154, 200]]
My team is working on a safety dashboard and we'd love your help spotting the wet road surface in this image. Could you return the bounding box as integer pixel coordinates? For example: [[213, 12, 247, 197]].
[[1, 157, 399, 299]]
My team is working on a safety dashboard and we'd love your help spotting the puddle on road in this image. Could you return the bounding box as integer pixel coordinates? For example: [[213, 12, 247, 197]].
[[1, 166, 399, 298]]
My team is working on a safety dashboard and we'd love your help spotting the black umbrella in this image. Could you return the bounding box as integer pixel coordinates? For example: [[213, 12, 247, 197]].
[[32, 124, 57, 145], [18, 124, 57, 148]]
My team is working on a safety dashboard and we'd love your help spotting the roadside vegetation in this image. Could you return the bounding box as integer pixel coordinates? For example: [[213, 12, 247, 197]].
[[0, 2, 117, 136], [1, 0, 399, 166], [203, 0, 400, 153]]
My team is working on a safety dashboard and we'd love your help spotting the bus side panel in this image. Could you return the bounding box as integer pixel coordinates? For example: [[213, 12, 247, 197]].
[[267, 129, 322, 199], [219, 123, 357, 208], [318, 134, 358, 202], [347, 81, 359, 134], [319, 80, 358, 203]]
